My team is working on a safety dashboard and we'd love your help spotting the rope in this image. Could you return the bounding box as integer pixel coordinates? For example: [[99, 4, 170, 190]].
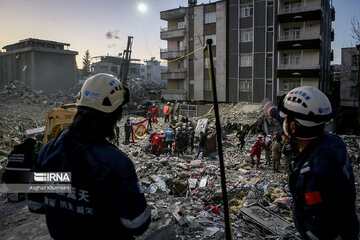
[[168, 46, 205, 63]]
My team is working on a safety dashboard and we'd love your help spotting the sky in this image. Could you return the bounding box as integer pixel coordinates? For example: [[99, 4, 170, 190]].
[[0, 0, 359, 68]]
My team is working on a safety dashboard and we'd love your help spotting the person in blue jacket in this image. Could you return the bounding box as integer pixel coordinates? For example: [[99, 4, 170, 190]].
[[262, 86, 359, 239], [27, 73, 151, 240]]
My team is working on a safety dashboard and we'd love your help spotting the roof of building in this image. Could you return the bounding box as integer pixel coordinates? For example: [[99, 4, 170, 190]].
[[2, 38, 71, 51]]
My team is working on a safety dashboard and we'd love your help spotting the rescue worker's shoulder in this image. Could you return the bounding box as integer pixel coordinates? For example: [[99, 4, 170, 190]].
[[92, 145, 135, 176]]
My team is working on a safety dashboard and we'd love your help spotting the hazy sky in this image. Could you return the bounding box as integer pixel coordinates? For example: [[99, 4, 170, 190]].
[[0, 0, 359, 68]]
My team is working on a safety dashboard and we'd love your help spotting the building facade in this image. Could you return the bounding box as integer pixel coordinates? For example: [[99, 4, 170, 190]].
[[161, 0, 334, 103], [0, 38, 78, 93], [140, 57, 167, 88], [160, 0, 226, 102], [340, 47, 359, 108]]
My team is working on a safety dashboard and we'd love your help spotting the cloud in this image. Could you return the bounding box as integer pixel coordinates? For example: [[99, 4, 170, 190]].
[[105, 30, 121, 40]]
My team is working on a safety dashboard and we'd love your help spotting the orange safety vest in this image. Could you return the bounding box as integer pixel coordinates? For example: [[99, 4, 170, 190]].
[[164, 105, 170, 116]]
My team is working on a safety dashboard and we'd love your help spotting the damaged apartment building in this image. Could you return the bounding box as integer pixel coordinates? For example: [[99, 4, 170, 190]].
[[160, 0, 335, 103], [0, 38, 78, 93]]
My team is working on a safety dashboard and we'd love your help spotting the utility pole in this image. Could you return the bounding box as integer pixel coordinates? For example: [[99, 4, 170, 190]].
[[356, 44, 360, 132]]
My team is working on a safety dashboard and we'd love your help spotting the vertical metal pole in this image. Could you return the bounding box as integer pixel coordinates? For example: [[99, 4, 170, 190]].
[[205, 38, 233, 240]]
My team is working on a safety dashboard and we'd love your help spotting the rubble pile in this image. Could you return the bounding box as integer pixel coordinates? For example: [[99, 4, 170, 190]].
[[0, 93, 359, 239]]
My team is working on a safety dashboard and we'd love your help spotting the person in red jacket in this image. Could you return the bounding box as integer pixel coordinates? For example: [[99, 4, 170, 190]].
[[149, 104, 158, 123], [150, 132, 161, 155], [250, 135, 265, 167]]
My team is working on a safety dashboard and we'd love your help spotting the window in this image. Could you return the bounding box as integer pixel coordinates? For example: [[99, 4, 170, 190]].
[[351, 71, 358, 81], [350, 86, 356, 97], [205, 35, 216, 45], [204, 57, 216, 68], [240, 54, 253, 67], [268, 0, 274, 6], [267, 53, 273, 58], [189, 80, 194, 84], [283, 79, 301, 91], [240, 4, 253, 18], [239, 80, 252, 91], [178, 21, 185, 29], [266, 79, 272, 84], [283, 53, 300, 65], [284, 1, 301, 13], [204, 80, 211, 91], [284, 27, 301, 40], [189, 37, 194, 42], [205, 12, 216, 24], [268, 27, 274, 32], [240, 29, 253, 42], [352, 55, 359, 67]]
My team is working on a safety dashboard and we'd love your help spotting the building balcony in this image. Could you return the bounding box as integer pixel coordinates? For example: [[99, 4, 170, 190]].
[[277, 33, 321, 50], [160, 8, 186, 20], [161, 68, 187, 79], [160, 27, 186, 40], [277, 64, 320, 78], [278, 5, 322, 23], [160, 48, 186, 60]]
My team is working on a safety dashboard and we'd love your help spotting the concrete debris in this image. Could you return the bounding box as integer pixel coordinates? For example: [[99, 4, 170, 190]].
[[1, 84, 360, 240]]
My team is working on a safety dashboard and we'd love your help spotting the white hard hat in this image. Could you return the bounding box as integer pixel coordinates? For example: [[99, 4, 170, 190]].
[[278, 86, 332, 127], [76, 73, 129, 113]]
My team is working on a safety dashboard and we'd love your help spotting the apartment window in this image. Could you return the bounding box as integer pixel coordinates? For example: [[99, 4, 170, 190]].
[[283, 79, 301, 91], [352, 55, 359, 66], [240, 54, 253, 67], [240, 29, 253, 42], [190, 80, 195, 84], [205, 12, 216, 24], [189, 37, 194, 42], [350, 86, 357, 97], [239, 80, 252, 91], [284, 27, 301, 40], [266, 79, 272, 84], [204, 80, 211, 91], [284, 1, 301, 13], [268, 27, 274, 32], [204, 57, 216, 68], [240, 4, 253, 18], [351, 71, 358, 81], [267, 53, 273, 58], [205, 35, 216, 45], [178, 21, 185, 29], [268, 0, 274, 6], [283, 53, 300, 65]]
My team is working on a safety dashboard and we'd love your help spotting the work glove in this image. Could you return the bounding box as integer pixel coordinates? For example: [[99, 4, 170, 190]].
[[261, 98, 276, 117]]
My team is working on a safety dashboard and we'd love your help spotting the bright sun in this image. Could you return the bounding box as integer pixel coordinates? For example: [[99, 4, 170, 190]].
[[138, 3, 147, 12]]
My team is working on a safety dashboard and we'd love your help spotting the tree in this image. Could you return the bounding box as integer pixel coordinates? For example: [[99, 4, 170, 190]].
[[82, 50, 91, 77]]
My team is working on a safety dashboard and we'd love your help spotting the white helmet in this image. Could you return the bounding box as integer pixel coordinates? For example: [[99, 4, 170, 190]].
[[76, 73, 129, 113], [278, 86, 332, 127]]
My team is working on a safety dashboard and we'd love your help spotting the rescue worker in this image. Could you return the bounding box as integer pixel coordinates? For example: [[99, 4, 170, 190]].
[[175, 127, 184, 156], [150, 132, 161, 156], [182, 126, 189, 153], [236, 129, 246, 150], [174, 101, 180, 120], [124, 118, 131, 144], [146, 110, 152, 130], [271, 133, 282, 172], [2, 138, 37, 201], [196, 131, 207, 159], [165, 128, 174, 156], [264, 134, 272, 166], [149, 104, 158, 123], [163, 102, 170, 123], [262, 86, 359, 239], [250, 135, 264, 167], [159, 131, 166, 155], [189, 127, 195, 154], [27, 73, 151, 239], [282, 134, 293, 173]]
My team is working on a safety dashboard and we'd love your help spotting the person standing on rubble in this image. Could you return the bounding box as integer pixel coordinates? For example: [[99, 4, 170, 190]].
[[124, 118, 132, 144], [149, 104, 158, 123], [189, 127, 195, 154], [282, 134, 293, 173], [250, 135, 264, 168], [175, 127, 184, 156], [27, 73, 151, 240], [271, 133, 282, 172], [165, 128, 174, 156], [174, 101, 180, 120], [236, 128, 246, 150], [163, 102, 170, 123], [262, 86, 359, 239], [264, 134, 272, 166], [196, 131, 207, 159]]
